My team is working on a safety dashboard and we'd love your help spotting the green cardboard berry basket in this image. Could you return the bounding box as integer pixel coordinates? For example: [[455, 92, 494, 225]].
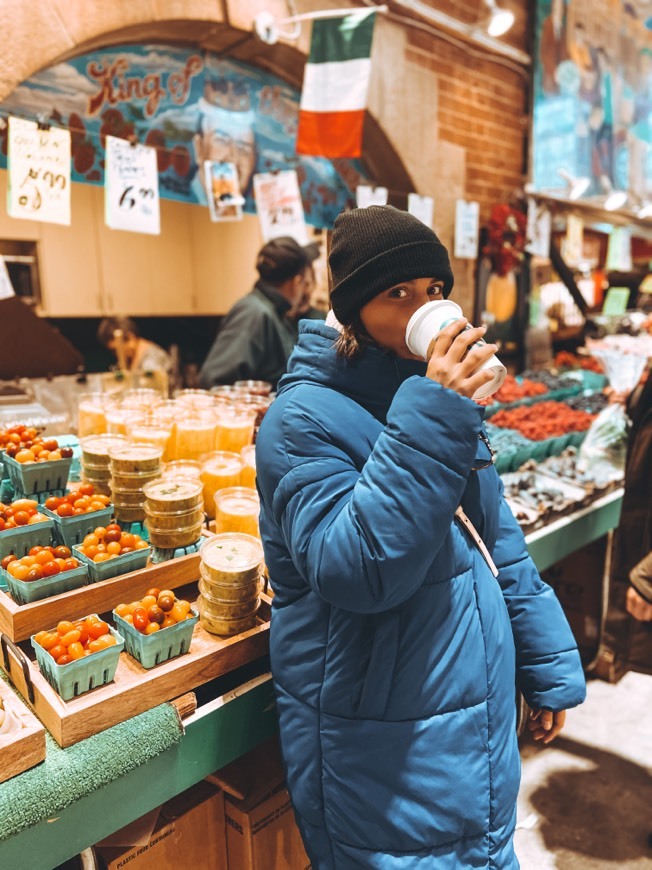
[[0, 519, 54, 560], [32, 623, 124, 701], [2, 563, 89, 605], [113, 608, 199, 669], [72, 545, 151, 582], [42, 504, 114, 548], [4, 454, 72, 496]]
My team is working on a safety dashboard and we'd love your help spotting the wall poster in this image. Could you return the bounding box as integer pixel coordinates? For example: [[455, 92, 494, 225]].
[[533, 0, 652, 198], [0, 45, 370, 228]]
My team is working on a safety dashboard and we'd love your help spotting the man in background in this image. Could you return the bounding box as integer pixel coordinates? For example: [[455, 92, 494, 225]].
[[199, 237, 319, 389]]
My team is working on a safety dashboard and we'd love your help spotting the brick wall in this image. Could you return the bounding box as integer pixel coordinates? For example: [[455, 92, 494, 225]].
[[403, 0, 531, 223]]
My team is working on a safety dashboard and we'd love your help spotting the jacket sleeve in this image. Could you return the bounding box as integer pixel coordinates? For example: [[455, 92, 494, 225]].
[[271, 377, 485, 614], [491, 481, 586, 712], [199, 303, 269, 387], [630, 551, 652, 603]]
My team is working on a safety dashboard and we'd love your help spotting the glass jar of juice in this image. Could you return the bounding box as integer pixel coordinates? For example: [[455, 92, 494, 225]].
[[200, 452, 243, 518], [174, 389, 216, 412], [105, 401, 129, 435], [77, 392, 107, 438], [152, 400, 182, 460], [214, 409, 256, 454], [175, 411, 218, 461], [240, 445, 256, 489], [214, 487, 260, 538], [121, 388, 163, 410], [162, 459, 202, 481], [128, 419, 172, 460], [234, 380, 273, 396]]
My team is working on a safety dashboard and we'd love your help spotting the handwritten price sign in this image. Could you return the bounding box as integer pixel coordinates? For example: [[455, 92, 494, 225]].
[[105, 135, 160, 234], [8, 116, 71, 225], [253, 170, 308, 244]]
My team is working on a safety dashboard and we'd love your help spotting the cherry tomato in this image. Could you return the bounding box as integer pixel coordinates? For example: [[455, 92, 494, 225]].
[[44, 497, 60, 511], [56, 654, 73, 665], [11, 564, 31, 581], [88, 620, 110, 639], [161, 617, 175, 629], [26, 567, 43, 582], [59, 629, 82, 647], [60, 447, 74, 459], [63, 558, 79, 571], [38, 631, 59, 650], [121, 534, 137, 551], [13, 511, 29, 526], [145, 586, 160, 599], [103, 530, 121, 544], [145, 623, 160, 634], [87, 639, 105, 653], [94, 553, 111, 563], [41, 561, 61, 577], [106, 541, 121, 555], [35, 550, 54, 566], [105, 523, 122, 535], [141, 595, 157, 610], [48, 643, 66, 661], [54, 546, 71, 560], [67, 642, 85, 660], [157, 594, 175, 613], [0, 554, 16, 570], [57, 503, 74, 517], [114, 603, 131, 618], [57, 620, 76, 635], [147, 606, 164, 625], [132, 608, 149, 632], [79, 483, 95, 497]]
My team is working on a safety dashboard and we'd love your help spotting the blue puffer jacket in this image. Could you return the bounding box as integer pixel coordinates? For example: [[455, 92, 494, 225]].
[[256, 321, 586, 869]]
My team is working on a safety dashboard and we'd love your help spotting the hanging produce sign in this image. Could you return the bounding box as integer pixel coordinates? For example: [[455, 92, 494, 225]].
[[355, 185, 388, 207], [105, 136, 160, 234], [253, 170, 308, 243], [204, 161, 244, 222], [0, 45, 367, 228], [454, 200, 480, 259], [408, 193, 435, 229], [7, 116, 71, 225]]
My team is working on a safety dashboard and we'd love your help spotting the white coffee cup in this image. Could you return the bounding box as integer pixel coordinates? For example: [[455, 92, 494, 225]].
[[405, 300, 506, 400]]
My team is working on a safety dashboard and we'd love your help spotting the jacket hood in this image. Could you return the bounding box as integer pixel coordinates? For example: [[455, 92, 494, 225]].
[[277, 320, 427, 422]]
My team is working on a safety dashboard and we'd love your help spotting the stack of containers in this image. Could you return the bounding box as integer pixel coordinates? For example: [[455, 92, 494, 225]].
[[80, 434, 128, 496], [108, 444, 162, 523], [142, 479, 204, 550], [197, 533, 263, 635]]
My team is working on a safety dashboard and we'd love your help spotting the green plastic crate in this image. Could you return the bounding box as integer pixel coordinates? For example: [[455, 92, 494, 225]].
[[32, 623, 124, 701], [4, 454, 72, 495], [3, 563, 88, 605], [0, 519, 54, 560], [43, 504, 114, 548], [113, 608, 198, 669], [72, 545, 151, 582]]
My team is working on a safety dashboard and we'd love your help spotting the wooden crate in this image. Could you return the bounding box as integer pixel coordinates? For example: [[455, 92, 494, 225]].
[[0, 596, 270, 748], [0, 676, 46, 784], [0, 552, 202, 643]]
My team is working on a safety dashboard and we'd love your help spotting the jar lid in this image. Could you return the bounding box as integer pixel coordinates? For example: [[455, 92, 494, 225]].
[[200, 533, 263, 572], [142, 478, 203, 502], [201, 452, 243, 473], [80, 434, 128, 452], [108, 444, 163, 462]]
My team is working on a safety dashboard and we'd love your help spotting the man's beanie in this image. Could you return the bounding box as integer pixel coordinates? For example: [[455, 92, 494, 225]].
[[329, 205, 454, 326]]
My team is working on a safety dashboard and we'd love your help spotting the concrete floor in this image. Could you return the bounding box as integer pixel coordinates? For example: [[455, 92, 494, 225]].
[[515, 672, 652, 869]]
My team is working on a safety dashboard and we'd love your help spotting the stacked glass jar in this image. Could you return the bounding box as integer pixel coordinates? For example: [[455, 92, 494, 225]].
[[142, 479, 204, 550], [108, 444, 163, 523], [197, 533, 263, 636], [80, 434, 129, 496]]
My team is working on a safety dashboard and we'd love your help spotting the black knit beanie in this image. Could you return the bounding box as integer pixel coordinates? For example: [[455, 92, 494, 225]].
[[329, 205, 454, 326]]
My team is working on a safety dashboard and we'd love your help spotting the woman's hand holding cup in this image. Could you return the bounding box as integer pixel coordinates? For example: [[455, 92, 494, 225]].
[[425, 319, 499, 400]]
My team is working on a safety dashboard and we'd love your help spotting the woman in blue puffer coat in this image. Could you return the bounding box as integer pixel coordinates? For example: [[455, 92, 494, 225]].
[[256, 206, 586, 869]]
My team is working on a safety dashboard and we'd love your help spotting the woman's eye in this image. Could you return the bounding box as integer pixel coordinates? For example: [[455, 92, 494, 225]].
[[388, 287, 408, 298], [428, 285, 443, 296]]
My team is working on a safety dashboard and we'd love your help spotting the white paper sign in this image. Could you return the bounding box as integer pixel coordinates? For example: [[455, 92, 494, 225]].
[[563, 214, 584, 266], [454, 200, 480, 259], [525, 198, 552, 258], [407, 193, 434, 228], [204, 161, 244, 223], [356, 185, 388, 208], [606, 226, 633, 272], [105, 136, 160, 235], [7, 117, 71, 225], [0, 257, 15, 300], [253, 170, 308, 244]]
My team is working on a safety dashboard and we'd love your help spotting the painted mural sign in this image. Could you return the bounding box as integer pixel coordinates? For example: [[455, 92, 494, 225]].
[[533, 0, 652, 197], [0, 45, 368, 227]]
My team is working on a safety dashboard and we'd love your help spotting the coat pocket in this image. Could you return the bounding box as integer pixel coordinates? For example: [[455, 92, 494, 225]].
[[354, 610, 400, 719]]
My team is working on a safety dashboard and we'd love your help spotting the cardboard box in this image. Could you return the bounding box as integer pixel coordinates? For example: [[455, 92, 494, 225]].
[[94, 781, 227, 870], [209, 737, 311, 870], [541, 535, 608, 662]]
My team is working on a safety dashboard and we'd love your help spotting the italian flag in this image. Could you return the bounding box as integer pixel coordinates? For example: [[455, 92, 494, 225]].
[[296, 9, 377, 159]]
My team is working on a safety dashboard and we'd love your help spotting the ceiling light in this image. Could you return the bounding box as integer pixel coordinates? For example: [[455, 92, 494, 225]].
[[485, 0, 515, 37], [557, 169, 590, 200], [600, 175, 627, 211]]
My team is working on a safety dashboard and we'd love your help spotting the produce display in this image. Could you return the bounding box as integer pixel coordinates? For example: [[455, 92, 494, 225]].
[[565, 392, 610, 415], [75, 524, 148, 563], [554, 350, 604, 373], [2, 546, 80, 582], [34, 615, 118, 665], [0, 426, 73, 463], [489, 401, 596, 440], [44, 486, 111, 517], [488, 374, 548, 405], [0, 498, 49, 530], [502, 471, 588, 523], [114, 589, 193, 633]]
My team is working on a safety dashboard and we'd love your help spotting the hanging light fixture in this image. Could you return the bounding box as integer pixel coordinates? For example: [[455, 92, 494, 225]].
[[600, 175, 628, 211], [557, 169, 590, 201], [485, 0, 515, 37]]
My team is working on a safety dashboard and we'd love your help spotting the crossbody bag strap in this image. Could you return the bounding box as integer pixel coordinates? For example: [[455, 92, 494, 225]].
[[454, 506, 499, 578]]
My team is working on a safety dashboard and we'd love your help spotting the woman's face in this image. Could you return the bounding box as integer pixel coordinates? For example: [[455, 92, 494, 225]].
[[359, 277, 445, 359]]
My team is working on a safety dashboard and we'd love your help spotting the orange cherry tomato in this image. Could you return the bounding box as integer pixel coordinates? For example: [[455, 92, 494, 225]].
[[79, 483, 95, 496], [13, 511, 29, 526], [132, 608, 149, 632], [144, 622, 160, 634], [57, 503, 74, 517], [59, 629, 82, 647], [44, 497, 60, 511], [103, 530, 121, 544], [114, 603, 131, 618], [57, 620, 76, 635], [67, 642, 85, 660], [140, 595, 157, 610], [35, 550, 55, 566], [56, 654, 73, 665], [48, 643, 66, 661], [88, 620, 110, 639], [38, 631, 59, 650], [41, 561, 61, 577], [106, 541, 121, 555]]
